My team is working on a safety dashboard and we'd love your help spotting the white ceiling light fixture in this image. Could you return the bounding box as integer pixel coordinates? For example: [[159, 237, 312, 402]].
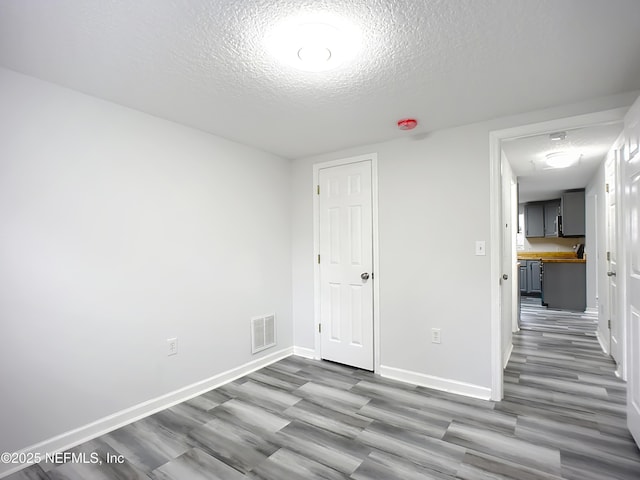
[[544, 151, 581, 169], [296, 23, 335, 66], [549, 131, 567, 141], [264, 15, 361, 72]]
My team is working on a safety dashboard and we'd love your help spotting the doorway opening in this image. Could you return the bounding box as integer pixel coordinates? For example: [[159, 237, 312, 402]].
[[489, 107, 628, 400]]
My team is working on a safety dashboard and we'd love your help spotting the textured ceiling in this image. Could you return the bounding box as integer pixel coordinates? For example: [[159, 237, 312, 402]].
[[503, 122, 624, 203], [1, 0, 640, 159]]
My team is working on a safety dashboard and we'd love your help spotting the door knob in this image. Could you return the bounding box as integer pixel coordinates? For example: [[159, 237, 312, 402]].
[[502, 274, 509, 280], [607, 271, 617, 277], [361, 272, 370, 280]]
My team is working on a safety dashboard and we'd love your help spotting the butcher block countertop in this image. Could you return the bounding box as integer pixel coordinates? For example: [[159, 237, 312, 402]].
[[517, 251, 586, 263], [538, 258, 586, 263]]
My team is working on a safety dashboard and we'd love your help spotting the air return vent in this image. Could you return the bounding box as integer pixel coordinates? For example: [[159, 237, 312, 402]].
[[251, 313, 276, 354]]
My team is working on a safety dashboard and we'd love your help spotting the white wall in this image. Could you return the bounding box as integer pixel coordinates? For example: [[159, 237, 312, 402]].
[[0, 68, 293, 455], [294, 125, 493, 389], [292, 91, 639, 394], [520, 235, 585, 253]]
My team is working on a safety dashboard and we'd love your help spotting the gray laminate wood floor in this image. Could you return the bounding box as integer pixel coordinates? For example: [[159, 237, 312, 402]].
[[7, 301, 640, 479], [520, 296, 598, 335]]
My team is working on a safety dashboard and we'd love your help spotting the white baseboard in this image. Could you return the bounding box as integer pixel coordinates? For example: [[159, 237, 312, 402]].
[[293, 346, 317, 359], [596, 329, 610, 355], [0, 347, 294, 479], [503, 343, 514, 369], [379, 365, 492, 400]]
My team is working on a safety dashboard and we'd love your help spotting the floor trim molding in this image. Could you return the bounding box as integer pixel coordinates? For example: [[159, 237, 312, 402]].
[[293, 346, 317, 359], [0, 347, 294, 479], [503, 342, 514, 369], [596, 329, 610, 355], [379, 365, 492, 400]]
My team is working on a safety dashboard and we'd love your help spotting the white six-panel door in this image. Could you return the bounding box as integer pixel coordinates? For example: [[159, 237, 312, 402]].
[[318, 160, 374, 370], [625, 98, 640, 446]]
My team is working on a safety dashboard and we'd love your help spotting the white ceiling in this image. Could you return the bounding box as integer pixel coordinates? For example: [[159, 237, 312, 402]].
[[1, 0, 639, 159], [503, 122, 624, 203]]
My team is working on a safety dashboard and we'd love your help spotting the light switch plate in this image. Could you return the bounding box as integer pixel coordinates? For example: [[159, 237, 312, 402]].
[[167, 337, 178, 356], [475, 241, 486, 256], [431, 328, 441, 344]]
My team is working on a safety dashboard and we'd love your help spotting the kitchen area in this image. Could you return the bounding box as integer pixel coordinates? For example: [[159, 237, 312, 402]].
[[518, 188, 586, 312], [502, 122, 623, 334]]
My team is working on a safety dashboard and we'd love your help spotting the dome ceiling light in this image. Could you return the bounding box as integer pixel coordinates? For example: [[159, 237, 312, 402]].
[[544, 151, 580, 169], [264, 16, 361, 72]]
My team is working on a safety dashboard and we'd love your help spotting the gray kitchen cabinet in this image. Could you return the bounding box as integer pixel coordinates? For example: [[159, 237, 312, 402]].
[[524, 203, 545, 237], [543, 262, 586, 311], [561, 189, 585, 237], [528, 260, 542, 294], [544, 200, 561, 237], [525, 200, 561, 238], [519, 260, 541, 295], [519, 263, 528, 294]]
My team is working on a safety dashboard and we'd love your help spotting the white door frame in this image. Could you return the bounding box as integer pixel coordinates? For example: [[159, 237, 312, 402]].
[[510, 179, 519, 335], [313, 153, 380, 372], [489, 107, 628, 400], [606, 138, 628, 379]]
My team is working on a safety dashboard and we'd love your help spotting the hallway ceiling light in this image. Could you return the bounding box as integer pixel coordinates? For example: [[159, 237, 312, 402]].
[[545, 151, 580, 169], [264, 16, 361, 72], [549, 131, 567, 141]]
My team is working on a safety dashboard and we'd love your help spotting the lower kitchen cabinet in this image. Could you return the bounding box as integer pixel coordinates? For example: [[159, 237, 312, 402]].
[[519, 260, 542, 295], [528, 260, 542, 293], [543, 262, 586, 311], [519, 264, 528, 294]]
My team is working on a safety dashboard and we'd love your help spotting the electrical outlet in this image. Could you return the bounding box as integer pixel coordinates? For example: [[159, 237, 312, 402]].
[[167, 337, 178, 356], [431, 328, 441, 344]]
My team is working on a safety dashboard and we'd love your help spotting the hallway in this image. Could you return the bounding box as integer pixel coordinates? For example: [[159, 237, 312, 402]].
[[505, 298, 640, 478]]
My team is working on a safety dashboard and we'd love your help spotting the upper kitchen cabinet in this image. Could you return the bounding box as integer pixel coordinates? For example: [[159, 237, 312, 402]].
[[561, 189, 585, 237], [524, 199, 560, 238], [524, 202, 545, 237], [544, 200, 561, 237]]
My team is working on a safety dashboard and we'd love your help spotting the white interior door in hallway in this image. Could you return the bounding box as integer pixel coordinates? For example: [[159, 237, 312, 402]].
[[606, 150, 622, 369], [500, 156, 517, 371], [318, 160, 374, 370], [625, 98, 640, 447]]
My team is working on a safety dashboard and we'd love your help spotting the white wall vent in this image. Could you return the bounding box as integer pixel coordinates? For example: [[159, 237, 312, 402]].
[[251, 313, 276, 354]]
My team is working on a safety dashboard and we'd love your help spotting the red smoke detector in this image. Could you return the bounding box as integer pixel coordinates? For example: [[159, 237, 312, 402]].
[[397, 118, 418, 130]]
